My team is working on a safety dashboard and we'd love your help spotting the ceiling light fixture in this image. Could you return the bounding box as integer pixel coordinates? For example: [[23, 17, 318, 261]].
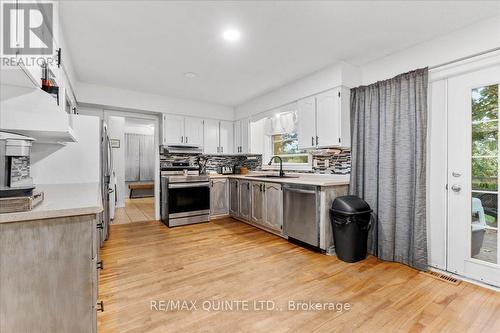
[[184, 72, 198, 79], [223, 28, 241, 42]]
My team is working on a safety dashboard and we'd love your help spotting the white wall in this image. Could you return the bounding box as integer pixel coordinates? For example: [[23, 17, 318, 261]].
[[360, 16, 500, 85], [107, 116, 126, 208], [76, 82, 235, 121], [31, 115, 100, 184], [235, 61, 361, 120]]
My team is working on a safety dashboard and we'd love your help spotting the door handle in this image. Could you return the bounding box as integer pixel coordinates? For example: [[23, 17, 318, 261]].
[[451, 184, 462, 192]]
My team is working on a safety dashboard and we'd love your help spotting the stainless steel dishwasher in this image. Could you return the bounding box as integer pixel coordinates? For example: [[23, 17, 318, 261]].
[[283, 183, 320, 247]]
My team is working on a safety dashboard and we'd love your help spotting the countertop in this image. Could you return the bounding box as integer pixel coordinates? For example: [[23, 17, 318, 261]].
[[0, 183, 103, 223], [208, 172, 350, 187]]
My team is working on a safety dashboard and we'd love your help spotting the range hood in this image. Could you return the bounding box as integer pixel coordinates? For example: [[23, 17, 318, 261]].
[[163, 145, 203, 154], [0, 85, 77, 143]]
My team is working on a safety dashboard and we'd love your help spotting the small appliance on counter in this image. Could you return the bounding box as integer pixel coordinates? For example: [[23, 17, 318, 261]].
[[0, 132, 44, 213], [217, 165, 234, 174]]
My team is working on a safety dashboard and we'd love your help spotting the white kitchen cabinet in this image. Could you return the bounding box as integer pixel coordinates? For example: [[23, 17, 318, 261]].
[[251, 182, 265, 225], [203, 119, 220, 154], [296, 87, 350, 149], [316, 90, 340, 147], [210, 178, 229, 217], [184, 117, 203, 146], [297, 96, 316, 149], [163, 115, 204, 147], [219, 121, 234, 154], [164, 114, 185, 145], [239, 180, 251, 221], [263, 183, 283, 232], [229, 179, 239, 217], [234, 119, 249, 153]]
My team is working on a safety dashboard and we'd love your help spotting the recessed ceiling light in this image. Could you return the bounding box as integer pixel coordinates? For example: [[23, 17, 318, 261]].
[[184, 72, 198, 79], [223, 28, 241, 42]]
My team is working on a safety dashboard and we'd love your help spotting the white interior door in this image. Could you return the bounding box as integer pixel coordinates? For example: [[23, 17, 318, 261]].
[[447, 65, 500, 287]]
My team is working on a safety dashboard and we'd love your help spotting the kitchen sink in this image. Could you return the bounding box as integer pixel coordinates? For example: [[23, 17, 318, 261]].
[[245, 175, 299, 179]]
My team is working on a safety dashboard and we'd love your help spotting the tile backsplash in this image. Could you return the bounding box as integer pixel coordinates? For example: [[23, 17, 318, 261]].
[[160, 149, 351, 175], [160, 152, 262, 173]]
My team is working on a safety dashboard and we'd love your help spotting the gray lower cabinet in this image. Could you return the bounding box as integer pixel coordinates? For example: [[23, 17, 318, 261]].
[[210, 178, 229, 217], [229, 179, 239, 217], [0, 214, 101, 333], [263, 183, 283, 232], [251, 182, 265, 224], [239, 180, 251, 221]]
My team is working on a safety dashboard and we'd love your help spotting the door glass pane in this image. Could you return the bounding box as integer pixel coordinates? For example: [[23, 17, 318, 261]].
[[471, 84, 499, 264]]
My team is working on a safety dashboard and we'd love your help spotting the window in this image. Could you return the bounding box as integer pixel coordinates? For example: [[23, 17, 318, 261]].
[[271, 132, 309, 164], [266, 110, 310, 166]]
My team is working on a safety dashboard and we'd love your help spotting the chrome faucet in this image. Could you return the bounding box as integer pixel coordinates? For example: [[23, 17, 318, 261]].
[[268, 156, 285, 177]]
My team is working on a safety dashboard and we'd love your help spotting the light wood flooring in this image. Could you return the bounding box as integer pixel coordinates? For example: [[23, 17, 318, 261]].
[[98, 218, 500, 333], [112, 197, 155, 224]]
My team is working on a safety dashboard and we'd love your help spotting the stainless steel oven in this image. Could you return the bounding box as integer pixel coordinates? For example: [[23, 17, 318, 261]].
[[161, 165, 210, 227]]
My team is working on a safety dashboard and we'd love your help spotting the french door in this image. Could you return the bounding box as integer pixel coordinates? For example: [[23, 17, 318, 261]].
[[447, 65, 500, 286]]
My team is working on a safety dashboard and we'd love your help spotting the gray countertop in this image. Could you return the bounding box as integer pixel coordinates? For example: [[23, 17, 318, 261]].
[[209, 172, 350, 187], [0, 183, 103, 223]]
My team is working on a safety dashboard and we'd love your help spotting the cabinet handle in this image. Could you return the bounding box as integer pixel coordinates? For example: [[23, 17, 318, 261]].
[[316, 136, 319, 145], [312, 137, 314, 146], [247, 183, 250, 190], [181, 136, 184, 143], [221, 147, 224, 153], [97, 261, 104, 270], [97, 301, 104, 312], [96, 223, 103, 230], [217, 147, 220, 153], [186, 136, 188, 143]]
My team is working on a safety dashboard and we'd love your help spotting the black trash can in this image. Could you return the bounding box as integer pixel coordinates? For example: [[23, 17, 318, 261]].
[[329, 195, 372, 263]]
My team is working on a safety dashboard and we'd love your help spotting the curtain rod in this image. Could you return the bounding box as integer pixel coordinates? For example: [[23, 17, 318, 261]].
[[429, 46, 500, 70]]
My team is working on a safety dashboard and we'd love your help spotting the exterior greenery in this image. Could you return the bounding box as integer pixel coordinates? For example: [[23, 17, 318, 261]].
[[472, 85, 498, 191], [272, 133, 309, 164]]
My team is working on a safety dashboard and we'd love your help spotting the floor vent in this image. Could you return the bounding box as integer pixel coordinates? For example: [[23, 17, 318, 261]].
[[421, 271, 461, 285]]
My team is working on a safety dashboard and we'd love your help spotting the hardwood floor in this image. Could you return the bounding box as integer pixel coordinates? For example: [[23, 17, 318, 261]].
[[98, 218, 500, 333], [112, 197, 155, 224]]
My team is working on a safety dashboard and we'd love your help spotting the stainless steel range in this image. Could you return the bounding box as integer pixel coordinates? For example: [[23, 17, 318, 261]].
[[160, 163, 210, 227]]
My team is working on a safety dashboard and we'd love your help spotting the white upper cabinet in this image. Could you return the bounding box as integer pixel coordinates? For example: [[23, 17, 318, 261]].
[[184, 117, 203, 146], [296, 87, 350, 149], [203, 119, 220, 154], [164, 114, 185, 145], [219, 121, 234, 154], [234, 119, 249, 153], [316, 89, 340, 147], [297, 96, 316, 149]]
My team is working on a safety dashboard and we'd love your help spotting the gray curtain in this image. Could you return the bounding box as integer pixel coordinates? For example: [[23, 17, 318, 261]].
[[125, 134, 154, 181], [349, 68, 428, 270]]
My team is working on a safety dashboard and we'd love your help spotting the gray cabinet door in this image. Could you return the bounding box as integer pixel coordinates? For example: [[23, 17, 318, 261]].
[[210, 178, 228, 216], [239, 180, 251, 221], [251, 182, 265, 224], [0, 215, 96, 333], [229, 179, 239, 217], [263, 183, 283, 232]]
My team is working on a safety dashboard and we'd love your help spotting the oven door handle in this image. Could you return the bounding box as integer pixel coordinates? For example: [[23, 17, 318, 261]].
[[168, 182, 210, 189]]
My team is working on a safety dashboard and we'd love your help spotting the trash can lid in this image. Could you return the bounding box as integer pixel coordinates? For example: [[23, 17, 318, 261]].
[[330, 195, 372, 215]]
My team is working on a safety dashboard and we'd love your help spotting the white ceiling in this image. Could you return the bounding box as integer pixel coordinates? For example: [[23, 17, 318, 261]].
[[60, 1, 499, 106]]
